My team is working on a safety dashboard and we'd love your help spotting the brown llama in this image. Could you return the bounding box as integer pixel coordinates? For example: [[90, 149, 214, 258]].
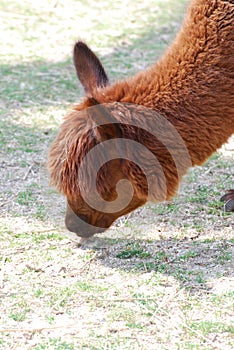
[[48, 0, 234, 238]]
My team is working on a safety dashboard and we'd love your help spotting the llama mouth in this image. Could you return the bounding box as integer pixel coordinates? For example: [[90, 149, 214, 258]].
[[65, 203, 110, 238], [65, 215, 108, 237]]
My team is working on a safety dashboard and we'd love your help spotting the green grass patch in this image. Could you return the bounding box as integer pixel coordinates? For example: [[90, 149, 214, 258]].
[[17, 189, 35, 205], [9, 302, 30, 322], [178, 251, 198, 261], [189, 321, 234, 335], [34, 338, 74, 350], [116, 242, 151, 259], [135, 261, 167, 273]]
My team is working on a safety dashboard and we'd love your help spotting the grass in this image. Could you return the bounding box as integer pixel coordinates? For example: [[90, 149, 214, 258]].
[[33, 338, 74, 350], [0, 0, 233, 349], [116, 242, 151, 259], [189, 321, 234, 336]]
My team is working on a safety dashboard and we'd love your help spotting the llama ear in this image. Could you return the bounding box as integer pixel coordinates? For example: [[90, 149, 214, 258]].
[[73, 41, 109, 96], [87, 104, 121, 141]]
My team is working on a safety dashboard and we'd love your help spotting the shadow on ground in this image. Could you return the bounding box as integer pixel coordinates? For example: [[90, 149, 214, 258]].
[[75, 234, 234, 294]]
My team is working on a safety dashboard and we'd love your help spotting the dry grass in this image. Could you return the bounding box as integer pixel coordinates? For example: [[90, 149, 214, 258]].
[[0, 0, 233, 349]]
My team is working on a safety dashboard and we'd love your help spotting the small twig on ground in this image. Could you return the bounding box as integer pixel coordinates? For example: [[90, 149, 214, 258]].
[[0, 256, 6, 288], [0, 323, 79, 334], [31, 228, 58, 234], [203, 164, 218, 175], [0, 11, 35, 19], [0, 200, 11, 207], [25, 264, 45, 273], [91, 297, 158, 303], [147, 288, 184, 323], [78, 251, 98, 273], [23, 165, 33, 180]]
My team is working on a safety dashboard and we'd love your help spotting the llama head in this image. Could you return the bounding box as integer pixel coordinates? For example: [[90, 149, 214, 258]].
[[48, 42, 149, 238], [48, 41, 191, 237]]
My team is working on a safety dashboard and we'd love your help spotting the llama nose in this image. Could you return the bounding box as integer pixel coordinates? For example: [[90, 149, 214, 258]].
[[65, 204, 105, 237]]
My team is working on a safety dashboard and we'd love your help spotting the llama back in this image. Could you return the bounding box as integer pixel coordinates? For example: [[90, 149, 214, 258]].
[[95, 0, 234, 113], [93, 0, 234, 164]]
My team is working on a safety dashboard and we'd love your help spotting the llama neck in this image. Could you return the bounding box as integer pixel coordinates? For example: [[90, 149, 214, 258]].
[[97, 0, 234, 166]]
